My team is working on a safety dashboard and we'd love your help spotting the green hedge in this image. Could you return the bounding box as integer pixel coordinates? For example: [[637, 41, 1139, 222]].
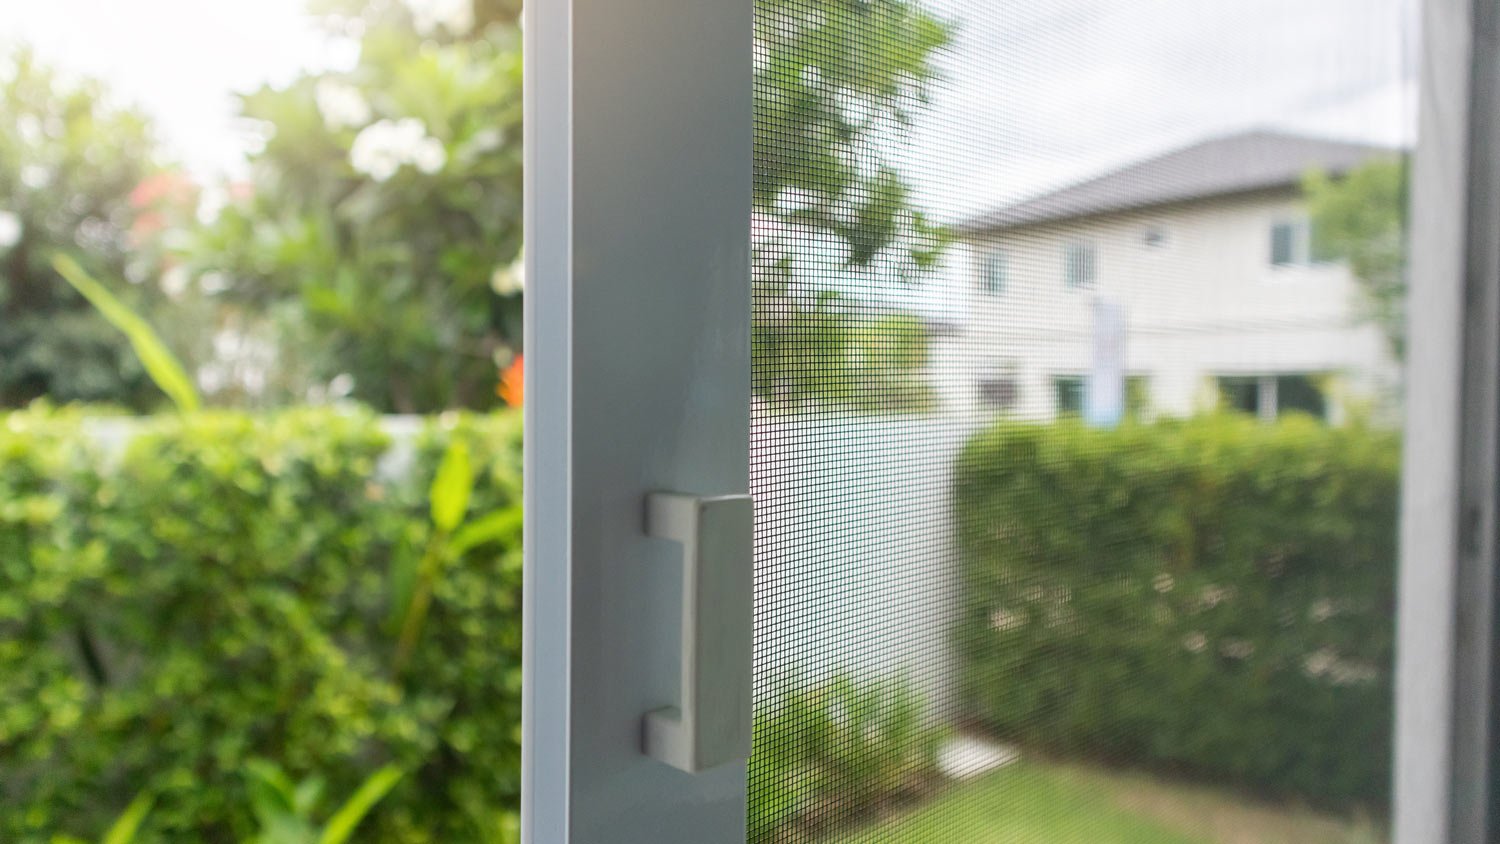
[[1, 406, 943, 843], [953, 416, 1399, 805], [0, 407, 522, 842]]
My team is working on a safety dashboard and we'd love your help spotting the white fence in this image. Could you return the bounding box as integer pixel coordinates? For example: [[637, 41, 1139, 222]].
[[752, 414, 969, 710]]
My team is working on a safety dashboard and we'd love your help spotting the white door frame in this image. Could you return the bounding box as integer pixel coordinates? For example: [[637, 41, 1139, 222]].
[[522, 0, 753, 841], [1396, 0, 1500, 840]]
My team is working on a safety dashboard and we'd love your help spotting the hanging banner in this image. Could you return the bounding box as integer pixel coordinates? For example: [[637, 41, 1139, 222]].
[[1086, 297, 1127, 428]]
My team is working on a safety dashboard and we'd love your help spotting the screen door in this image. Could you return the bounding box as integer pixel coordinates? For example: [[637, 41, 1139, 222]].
[[746, 1, 1414, 842], [525, 0, 1499, 840]]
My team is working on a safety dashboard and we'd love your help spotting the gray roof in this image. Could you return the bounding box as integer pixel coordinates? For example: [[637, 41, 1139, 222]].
[[962, 130, 1398, 233]]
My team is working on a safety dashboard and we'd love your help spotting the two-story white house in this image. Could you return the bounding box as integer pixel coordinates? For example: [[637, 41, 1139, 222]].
[[937, 130, 1402, 423]]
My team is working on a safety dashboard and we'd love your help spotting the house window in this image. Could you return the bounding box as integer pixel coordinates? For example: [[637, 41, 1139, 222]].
[[1270, 218, 1336, 268], [1270, 221, 1300, 266], [1054, 375, 1085, 417], [1277, 374, 1328, 418], [1051, 374, 1150, 420], [979, 248, 1007, 295], [1219, 376, 1263, 415], [1125, 375, 1151, 420], [978, 377, 1019, 411], [1217, 374, 1328, 421], [1063, 240, 1096, 289]]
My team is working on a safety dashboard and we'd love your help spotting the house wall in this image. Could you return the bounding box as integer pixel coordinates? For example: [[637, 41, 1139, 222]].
[[936, 189, 1397, 422]]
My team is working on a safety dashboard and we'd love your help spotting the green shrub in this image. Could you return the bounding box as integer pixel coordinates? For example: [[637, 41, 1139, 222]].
[[953, 416, 1398, 806], [0, 406, 521, 842], [748, 675, 943, 843], [3, 406, 939, 842]]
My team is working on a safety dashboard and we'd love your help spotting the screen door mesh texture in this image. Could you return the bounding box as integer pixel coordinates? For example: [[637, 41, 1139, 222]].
[[748, 1, 1412, 841]]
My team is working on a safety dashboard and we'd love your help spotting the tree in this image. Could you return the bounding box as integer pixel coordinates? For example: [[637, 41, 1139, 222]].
[[187, 0, 944, 411], [751, 289, 934, 413], [0, 48, 176, 409], [1305, 158, 1408, 360], [188, 0, 524, 412], [751, 0, 953, 408]]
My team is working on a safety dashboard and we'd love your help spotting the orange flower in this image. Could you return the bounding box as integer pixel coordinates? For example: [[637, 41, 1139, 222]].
[[129, 211, 166, 240], [498, 354, 524, 407], [128, 170, 198, 243], [227, 180, 256, 203], [129, 171, 196, 210]]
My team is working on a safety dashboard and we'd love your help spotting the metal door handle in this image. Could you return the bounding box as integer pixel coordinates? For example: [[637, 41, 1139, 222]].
[[642, 492, 754, 773]]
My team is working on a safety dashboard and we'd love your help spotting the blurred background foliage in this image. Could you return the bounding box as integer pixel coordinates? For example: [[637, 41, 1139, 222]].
[[1305, 159, 1408, 362], [183, 0, 525, 411], [751, 0, 952, 411], [0, 0, 1410, 840], [0, 48, 196, 411], [0, 0, 962, 835], [0, 408, 523, 842], [0, 0, 949, 415], [752, 0, 951, 270]]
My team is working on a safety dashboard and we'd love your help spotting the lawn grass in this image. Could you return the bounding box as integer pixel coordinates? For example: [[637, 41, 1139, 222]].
[[838, 762, 1206, 844], [837, 759, 1384, 844], [1052, 761, 1385, 844]]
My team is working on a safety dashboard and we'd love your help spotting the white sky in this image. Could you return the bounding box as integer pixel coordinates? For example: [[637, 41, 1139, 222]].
[[918, 0, 1419, 217], [2, 0, 1417, 208], [1, 0, 339, 176]]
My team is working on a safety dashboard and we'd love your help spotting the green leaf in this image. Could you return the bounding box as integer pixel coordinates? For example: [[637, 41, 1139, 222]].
[[429, 440, 474, 533], [51, 254, 202, 413], [387, 545, 420, 629], [256, 815, 316, 844], [448, 508, 522, 557], [245, 758, 300, 818], [293, 776, 327, 817], [317, 766, 403, 844], [102, 792, 154, 844]]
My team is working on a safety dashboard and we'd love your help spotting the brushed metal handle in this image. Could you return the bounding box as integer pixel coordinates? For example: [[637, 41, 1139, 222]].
[[642, 492, 754, 773]]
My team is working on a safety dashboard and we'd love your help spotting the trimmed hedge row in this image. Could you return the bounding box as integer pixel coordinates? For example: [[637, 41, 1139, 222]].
[[0, 407, 523, 842], [954, 416, 1399, 805]]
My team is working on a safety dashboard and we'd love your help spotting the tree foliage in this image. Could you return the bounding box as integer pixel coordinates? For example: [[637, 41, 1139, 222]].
[[753, 0, 951, 269], [0, 48, 175, 409], [752, 297, 935, 412], [1305, 158, 1408, 360], [751, 0, 953, 409], [187, 0, 524, 412], [7, 0, 952, 412], [51, 255, 202, 413]]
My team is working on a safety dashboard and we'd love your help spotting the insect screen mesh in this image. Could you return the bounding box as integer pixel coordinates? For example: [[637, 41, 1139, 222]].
[[748, 1, 1412, 841]]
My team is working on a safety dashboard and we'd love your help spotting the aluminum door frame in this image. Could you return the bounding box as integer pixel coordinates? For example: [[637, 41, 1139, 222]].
[[1396, 0, 1500, 841], [522, 0, 753, 841]]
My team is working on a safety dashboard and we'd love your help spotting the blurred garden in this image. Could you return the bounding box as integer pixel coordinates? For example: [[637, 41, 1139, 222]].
[[1, 1, 532, 838], [0, 0, 944, 838], [0, 0, 1401, 841]]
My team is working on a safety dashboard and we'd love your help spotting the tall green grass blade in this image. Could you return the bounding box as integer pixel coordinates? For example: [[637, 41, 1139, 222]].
[[51, 253, 201, 413], [318, 765, 402, 844], [101, 792, 154, 844], [448, 509, 522, 557], [429, 439, 474, 533], [244, 758, 300, 815]]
